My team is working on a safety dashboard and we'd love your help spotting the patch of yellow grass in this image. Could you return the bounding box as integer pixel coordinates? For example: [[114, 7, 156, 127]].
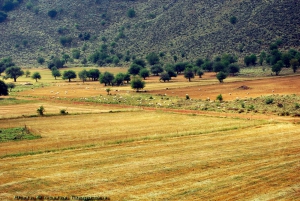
[[0, 111, 299, 200]]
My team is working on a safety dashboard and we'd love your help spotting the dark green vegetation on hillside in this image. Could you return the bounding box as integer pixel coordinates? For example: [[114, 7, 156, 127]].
[[0, 0, 299, 66]]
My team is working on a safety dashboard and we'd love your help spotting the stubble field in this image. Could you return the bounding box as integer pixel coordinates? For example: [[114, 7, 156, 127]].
[[0, 67, 300, 200]]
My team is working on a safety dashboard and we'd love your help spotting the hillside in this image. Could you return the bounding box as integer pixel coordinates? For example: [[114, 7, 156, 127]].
[[0, 0, 300, 66]]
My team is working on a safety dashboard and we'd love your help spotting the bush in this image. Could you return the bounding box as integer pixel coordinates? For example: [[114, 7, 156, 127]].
[[127, 8, 136, 18], [37, 57, 45, 65], [0, 11, 8, 23], [60, 109, 68, 115], [265, 97, 274, 104], [72, 49, 80, 59], [48, 9, 57, 18], [230, 16, 237, 24], [60, 36, 72, 46], [37, 106, 45, 116], [216, 94, 223, 102]]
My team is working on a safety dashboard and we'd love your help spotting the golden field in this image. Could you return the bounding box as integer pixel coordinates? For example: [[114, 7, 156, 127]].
[[0, 67, 300, 200]]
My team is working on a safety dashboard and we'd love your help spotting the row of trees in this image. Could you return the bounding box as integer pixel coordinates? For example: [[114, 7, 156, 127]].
[[244, 43, 300, 75], [49, 68, 145, 91], [126, 53, 240, 83]]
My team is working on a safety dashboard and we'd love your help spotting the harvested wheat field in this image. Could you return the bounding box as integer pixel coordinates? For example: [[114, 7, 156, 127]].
[[0, 110, 300, 200]]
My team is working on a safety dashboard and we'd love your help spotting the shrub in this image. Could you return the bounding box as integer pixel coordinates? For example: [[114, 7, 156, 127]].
[[60, 36, 72, 47], [48, 9, 58, 18], [72, 49, 80, 59], [265, 97, 274, 104], [37, 57, 45, 65], [60, 109, 68, 115], [37, 106, 45, 116], [127, 8, 136, 18], [186, 94, 190, 100], [230, 16, 237, 24], [216, 94, 223, 102]]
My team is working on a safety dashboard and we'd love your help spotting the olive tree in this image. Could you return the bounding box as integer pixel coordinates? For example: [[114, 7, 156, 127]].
[[62, 70, 77, 82], [31, 72, 41, 82], [131, 77, 145, 92], [4, 66, 24, 82]]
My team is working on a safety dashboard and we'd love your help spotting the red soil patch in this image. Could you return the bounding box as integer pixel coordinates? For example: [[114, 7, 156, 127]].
[[150, 75, 300, 101]]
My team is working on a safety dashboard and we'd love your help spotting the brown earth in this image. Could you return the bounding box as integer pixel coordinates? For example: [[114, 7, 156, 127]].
[[150, 74, 300, 101]]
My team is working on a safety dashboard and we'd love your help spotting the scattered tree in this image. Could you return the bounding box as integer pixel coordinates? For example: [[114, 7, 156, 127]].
[[62, 70, 77, 82], [159, 72, 171, 82], [184, 68, 194, 82], [37, 57, 45, 65], [131, 77, 145, 92], [62, 54, 70, 63], [133, 59, 146, 68], [197, 69, 204, 78], [72, 49, 80, 59], [87, 69, 100, 81], [146, 52, 159, 65], [100, 71, 114, 86], [0, 80, 8, 96], [150, 64, 163, 76], [201, 61, 213, 72], [51, 67, 61, 80], [216, 71, 227, 83], [291, 59, 299, 73], [6, 82, 15, 92], [31, 72, 41, 82], [123, 73, 131, 83], [78, 69, 88, 83], [48, 57, 64, 69], [114, 73, 125, 86], [139, 68, 150, 80], [4, 66, 24, 82], [128, 63, 142, 75], [213, 62, 226, 73], [272, 61, 283, 76], [25, 70, 31, 78], [281, 52, 291, 67], [228, 63, 240, 76]]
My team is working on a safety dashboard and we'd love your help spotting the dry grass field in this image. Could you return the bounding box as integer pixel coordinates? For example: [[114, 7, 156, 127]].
[[1, 67, 300, 200]]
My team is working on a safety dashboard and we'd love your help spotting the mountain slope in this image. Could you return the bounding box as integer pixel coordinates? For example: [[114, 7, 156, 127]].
[[0, 0, 300, 66]]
